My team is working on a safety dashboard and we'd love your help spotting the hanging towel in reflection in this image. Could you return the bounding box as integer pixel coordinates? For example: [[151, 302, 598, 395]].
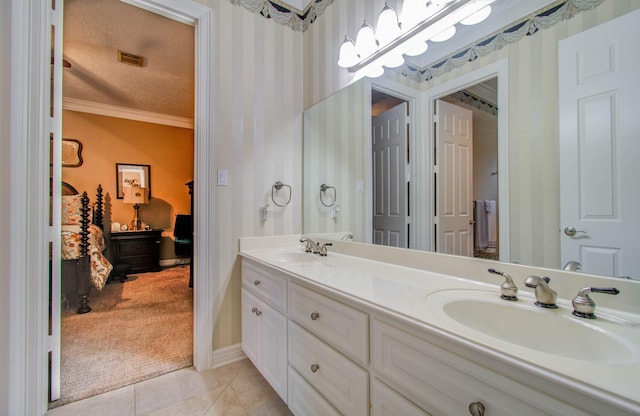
[[484, 200, 497, 253], [474, 200, 488, 250]]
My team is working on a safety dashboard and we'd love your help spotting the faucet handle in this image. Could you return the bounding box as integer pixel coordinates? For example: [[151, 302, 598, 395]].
[[488, 268, 518, 301], [572, 287, 620, 319], [319, 242, 333, 256]]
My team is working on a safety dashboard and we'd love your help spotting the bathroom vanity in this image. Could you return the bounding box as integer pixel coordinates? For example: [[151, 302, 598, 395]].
[[239, 236, 640, 416]]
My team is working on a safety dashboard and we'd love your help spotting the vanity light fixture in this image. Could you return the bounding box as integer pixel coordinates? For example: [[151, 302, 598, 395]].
[[337, 0, 495, 76]]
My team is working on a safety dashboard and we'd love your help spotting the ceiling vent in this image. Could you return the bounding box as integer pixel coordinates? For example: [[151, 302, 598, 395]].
[[117, 50, 145, 67]]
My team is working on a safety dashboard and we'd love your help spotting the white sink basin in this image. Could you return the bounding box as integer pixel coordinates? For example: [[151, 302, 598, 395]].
[[267, 251, 317, 263], [426, 289, 640, 365]]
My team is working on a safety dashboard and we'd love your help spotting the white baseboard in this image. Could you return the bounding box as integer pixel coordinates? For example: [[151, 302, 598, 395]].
[[212, 344, 246, 368]]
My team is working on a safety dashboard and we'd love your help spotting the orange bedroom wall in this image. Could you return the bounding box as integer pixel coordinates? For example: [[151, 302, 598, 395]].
[[62, 110, 194, 262]]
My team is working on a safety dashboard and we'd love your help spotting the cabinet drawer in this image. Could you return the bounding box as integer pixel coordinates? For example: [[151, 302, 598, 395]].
[[289, 321, 368, 416], [242, 261, 287, 312], [371, 319, 585, 416], [288, 366, 341, 416], [118, 255, 154, 268], [289, 282, 368, 365], [371, 378, 429, 416], [117, 240, 155, 255]]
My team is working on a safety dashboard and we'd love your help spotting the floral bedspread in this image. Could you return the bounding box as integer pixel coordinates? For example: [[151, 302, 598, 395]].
[[61, 224, 112, 291]]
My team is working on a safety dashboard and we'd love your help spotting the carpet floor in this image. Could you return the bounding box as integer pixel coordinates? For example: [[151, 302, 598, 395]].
[[53, 265, 193, 408]]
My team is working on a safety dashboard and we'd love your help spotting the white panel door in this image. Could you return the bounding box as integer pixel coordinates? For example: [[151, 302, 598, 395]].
[[436, 100, 473, 256], [559, 9, 640, 279], [372, 102, 408, 248]]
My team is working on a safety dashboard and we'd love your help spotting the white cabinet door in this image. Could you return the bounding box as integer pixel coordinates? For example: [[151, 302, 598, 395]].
[[260, 300, 288, 402], [241, 288, 288, 403], [241, 288, 261, 365]]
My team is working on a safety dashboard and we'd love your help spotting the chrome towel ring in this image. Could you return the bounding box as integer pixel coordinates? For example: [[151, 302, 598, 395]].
[[320, 184, 336, 207], [271, 181, 292, 207]]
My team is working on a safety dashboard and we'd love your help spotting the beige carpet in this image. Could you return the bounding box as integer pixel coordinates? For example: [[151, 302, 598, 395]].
[[53, 266, 193, 407]]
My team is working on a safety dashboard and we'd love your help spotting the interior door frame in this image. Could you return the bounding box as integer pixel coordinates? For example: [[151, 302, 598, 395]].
[[368, 78, 420, 248], [425, 59, 510, 260], [9, 0, 215, 413]]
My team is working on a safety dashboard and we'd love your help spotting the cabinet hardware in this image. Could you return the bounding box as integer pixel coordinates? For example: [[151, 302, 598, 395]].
[[310, 311, 320, 320], [310, 363, 320, 373], [468, 401, 485, 416], [254, 280, 261, 286]]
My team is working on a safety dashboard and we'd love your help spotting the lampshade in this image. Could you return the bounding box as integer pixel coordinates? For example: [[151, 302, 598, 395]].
[[338, 36, 359, 68], [376, 3, 402, 46], [355, 21, 378, 60], [123, 186, 149, 205]]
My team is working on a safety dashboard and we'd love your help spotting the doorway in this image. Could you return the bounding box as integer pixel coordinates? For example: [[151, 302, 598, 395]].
[[371, 89, 410, 248], [426, 59, 509, 262], [49, 0, 210, 406], [434, 79, 499, 259]]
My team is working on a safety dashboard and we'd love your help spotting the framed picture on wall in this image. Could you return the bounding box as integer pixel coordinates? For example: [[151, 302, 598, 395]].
[[116, 163, 151, 199]]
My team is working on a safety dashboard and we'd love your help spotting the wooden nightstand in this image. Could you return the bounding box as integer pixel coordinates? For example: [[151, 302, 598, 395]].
[[110, 230, 162, 274]]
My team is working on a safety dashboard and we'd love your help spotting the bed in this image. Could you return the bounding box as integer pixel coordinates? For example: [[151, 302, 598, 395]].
[[60, 182, 113, 314]]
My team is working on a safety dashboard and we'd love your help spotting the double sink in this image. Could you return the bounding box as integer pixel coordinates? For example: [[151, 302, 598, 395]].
[[266, 248, 640, 367]]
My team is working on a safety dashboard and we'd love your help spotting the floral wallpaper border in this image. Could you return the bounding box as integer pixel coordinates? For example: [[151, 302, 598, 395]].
[[394, 0, 604, 83], [228, 0, 333, 32]]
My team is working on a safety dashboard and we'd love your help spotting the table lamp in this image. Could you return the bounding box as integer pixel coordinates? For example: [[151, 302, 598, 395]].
[[123, 185, 149, 231]]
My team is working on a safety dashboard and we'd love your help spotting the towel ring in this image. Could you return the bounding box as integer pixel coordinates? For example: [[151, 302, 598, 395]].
[[271, 181, 292, 207], [320, 184, 336, 207]]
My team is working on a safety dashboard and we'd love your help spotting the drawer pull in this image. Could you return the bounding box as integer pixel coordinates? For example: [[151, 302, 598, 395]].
[[468, 402, 485, 416], [310, 363, 320, 373], [310, 311, 320, 321], [254, 280, 261, 286], [251, 306, 257, 313], [255, 309, 262, 316]]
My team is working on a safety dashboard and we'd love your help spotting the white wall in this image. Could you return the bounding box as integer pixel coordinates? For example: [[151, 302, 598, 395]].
[[195, 0, 304, 348], [303, 79, 368, 240], [303, 0, 640, 269], [1, 0, 11, 412]]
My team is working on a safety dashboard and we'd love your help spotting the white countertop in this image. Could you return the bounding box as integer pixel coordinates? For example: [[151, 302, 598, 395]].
[[239, 235, 640, 413]]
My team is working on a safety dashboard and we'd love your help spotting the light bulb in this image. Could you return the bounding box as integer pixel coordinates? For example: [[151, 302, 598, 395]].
[[338, 36, 359, 68], [376, 3, 402, 46], [355, 21, 378, 60]]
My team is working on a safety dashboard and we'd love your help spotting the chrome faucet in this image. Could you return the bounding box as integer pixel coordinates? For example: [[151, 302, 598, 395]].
[[572, 287, 620, 319], [341, 233, 354, 241], [524, 276, 558, 309], [299, 237, 320, 254], [487, 268, 518, 301]]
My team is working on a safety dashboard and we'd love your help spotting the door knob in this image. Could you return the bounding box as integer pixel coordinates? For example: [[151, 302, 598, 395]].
[[564, 226, 586, 237]]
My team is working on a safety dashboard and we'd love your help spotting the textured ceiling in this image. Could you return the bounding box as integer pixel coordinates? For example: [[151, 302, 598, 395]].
[[63, 0, 195, 119]]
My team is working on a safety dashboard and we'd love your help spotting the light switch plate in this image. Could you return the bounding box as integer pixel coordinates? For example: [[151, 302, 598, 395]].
[[217, 169, 228, 186]]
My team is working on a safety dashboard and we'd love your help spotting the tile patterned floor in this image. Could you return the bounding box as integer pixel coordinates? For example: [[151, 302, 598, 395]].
[[46, 358, 293, 416]]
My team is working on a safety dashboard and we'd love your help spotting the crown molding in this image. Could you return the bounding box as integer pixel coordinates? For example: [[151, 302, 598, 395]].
[[63, 97, 194, 129]]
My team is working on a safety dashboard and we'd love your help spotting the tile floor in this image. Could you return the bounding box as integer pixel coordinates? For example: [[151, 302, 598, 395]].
[[46, 358, 293, 416]]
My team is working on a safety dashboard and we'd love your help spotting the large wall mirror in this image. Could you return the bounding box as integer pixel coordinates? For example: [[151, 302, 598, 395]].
[[303, 0, 640, 280]]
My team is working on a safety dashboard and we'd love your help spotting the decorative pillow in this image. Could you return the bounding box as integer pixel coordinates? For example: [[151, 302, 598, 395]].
[[61, 194, 83, 225]]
